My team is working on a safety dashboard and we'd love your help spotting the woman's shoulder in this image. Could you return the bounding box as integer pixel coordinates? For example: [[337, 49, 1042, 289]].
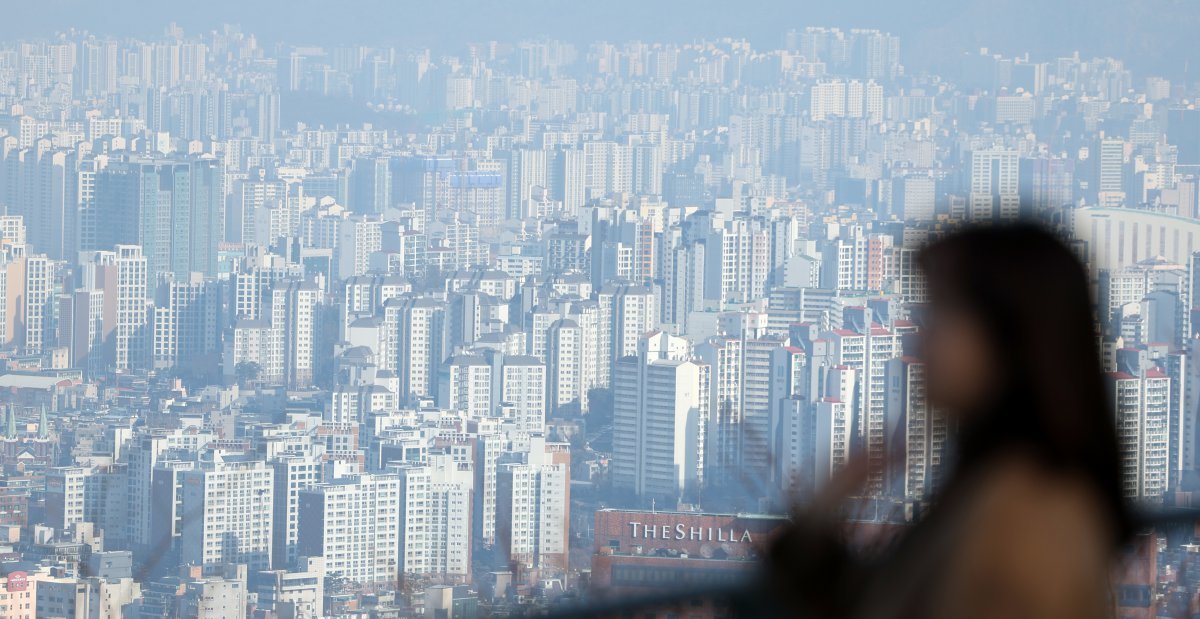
[[954, 453, 1114, 574], [976, 455, 1108, 520], [934, 456, 1115, 618]]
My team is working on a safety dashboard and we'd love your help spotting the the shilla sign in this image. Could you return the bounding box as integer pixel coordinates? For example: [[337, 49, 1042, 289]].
[[627, 521, 755, 543]]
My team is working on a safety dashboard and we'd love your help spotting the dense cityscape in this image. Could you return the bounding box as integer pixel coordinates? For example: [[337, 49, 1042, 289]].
[[0, 13, 1196, 618]]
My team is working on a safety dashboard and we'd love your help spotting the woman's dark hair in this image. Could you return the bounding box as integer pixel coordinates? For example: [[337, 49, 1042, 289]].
[[917, 223, 1130, 544]]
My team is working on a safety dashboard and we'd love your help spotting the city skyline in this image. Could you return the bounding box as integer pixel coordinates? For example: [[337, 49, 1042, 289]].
[[0, 6, 1196, 618]]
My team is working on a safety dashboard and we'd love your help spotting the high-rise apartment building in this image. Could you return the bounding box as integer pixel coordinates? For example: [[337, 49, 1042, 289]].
[[180, 454, 275, 571], [298, 473, 401, 584], [968, 148, 1020, 222], [612, 332, 709, 498], [94, 156, 225, 285]]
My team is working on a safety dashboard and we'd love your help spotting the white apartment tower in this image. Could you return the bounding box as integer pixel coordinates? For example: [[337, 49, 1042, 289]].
[[180, 453, 275, 571], [1110, 368, 1170, 500], [297, 473, 402, 584], [495, 438, 570, 572], [969, 148, 1020, 222], [383, 296, 446, 403], [612, 332, 710, 498], [393, 453, 474, 579]]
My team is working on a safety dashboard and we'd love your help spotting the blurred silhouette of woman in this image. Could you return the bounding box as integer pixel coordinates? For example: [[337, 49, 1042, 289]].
[[767, 223, 1131, 619]]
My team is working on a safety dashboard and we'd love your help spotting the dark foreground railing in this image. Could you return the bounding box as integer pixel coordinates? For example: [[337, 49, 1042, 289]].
[[530, 506, 1200, 618]]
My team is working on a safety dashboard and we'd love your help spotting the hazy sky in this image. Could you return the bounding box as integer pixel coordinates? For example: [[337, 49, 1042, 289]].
[[6, 0, 1200, 77]]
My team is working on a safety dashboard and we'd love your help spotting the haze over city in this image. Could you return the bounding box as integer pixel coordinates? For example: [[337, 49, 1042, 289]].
[[0, 1, 1197, 617]]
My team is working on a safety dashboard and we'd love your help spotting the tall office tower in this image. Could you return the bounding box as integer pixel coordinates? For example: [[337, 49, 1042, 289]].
[[393, 453, 474, 579], [1097, 138, 1128, 208], [968, 148, 1020, 222], [180, 453, 275, 571], [1187, 253, 1200, 341], [270, 452, 323, 569], [810, 325, 900, 496], [94, 156, 225, 285], [612, 332, 709, 499], [230, 169, 286, 245], [496, 437, 570, 572], [297, 473, 401, 584], [437, 354, 493, 420], [493, 354, 548, 434], [893, 174, 936, 221], [884, 357, 947, 500], [382, 296, 446, 403], [152, 273, 222, 373], [598, 283, 657, 385], [1109, 367, 1170, 500], [350, 156, 391, 215]]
